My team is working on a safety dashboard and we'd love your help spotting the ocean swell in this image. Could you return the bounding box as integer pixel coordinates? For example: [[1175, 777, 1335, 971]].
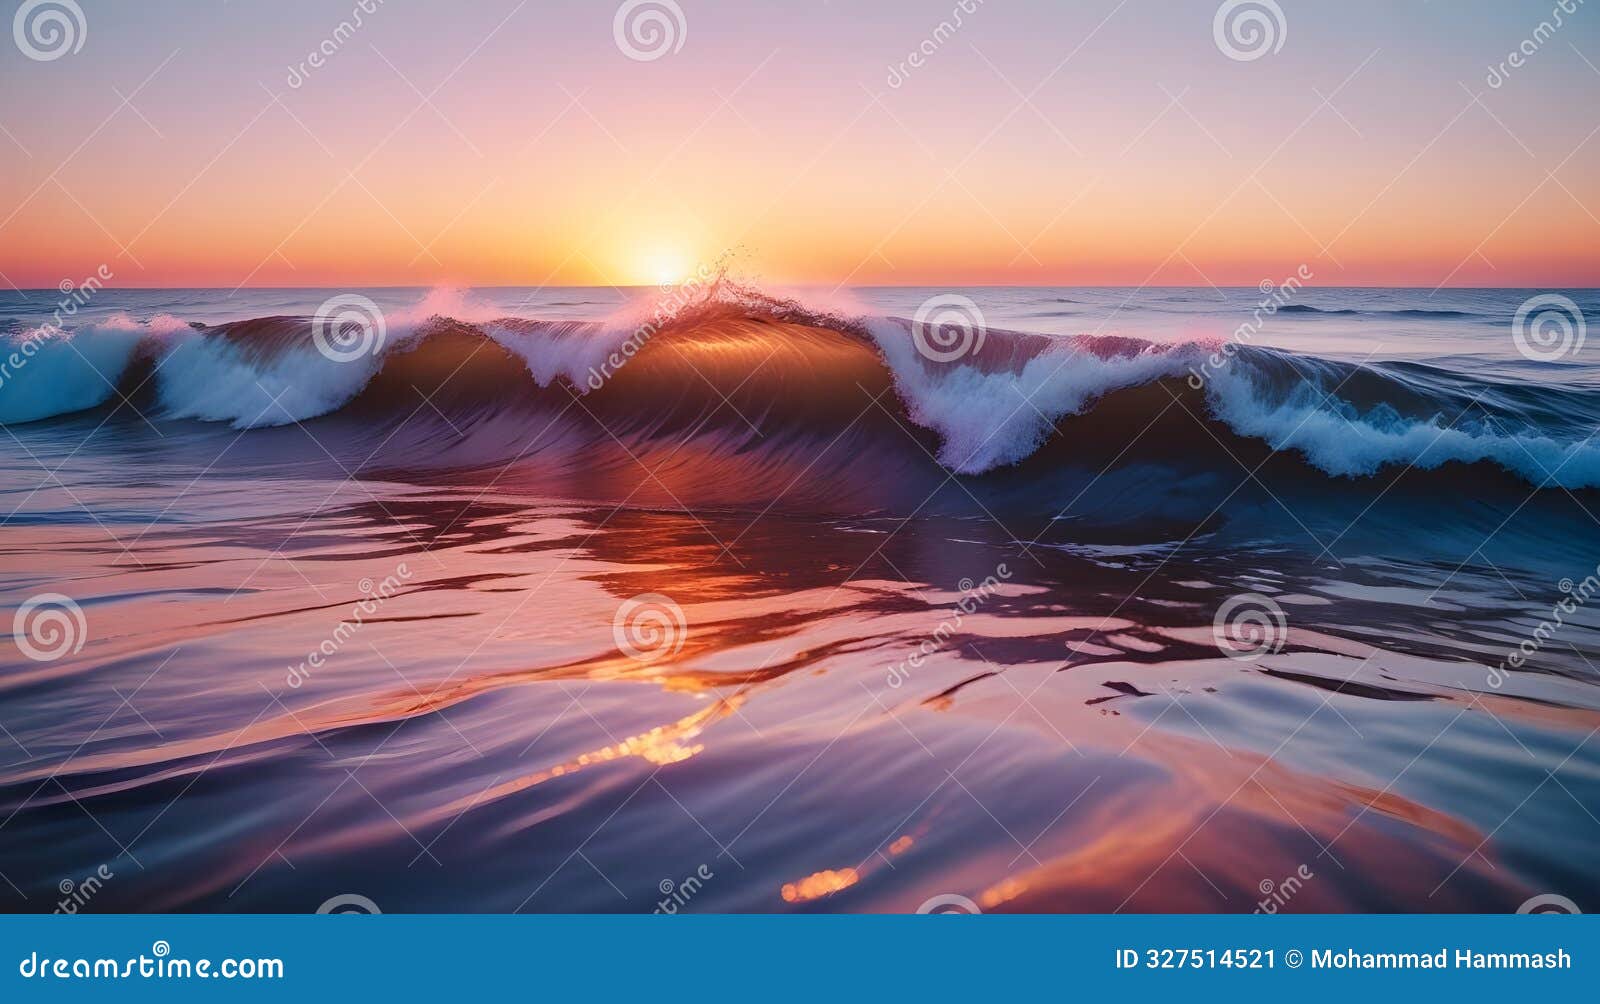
[[4, 286, 1600, 495]]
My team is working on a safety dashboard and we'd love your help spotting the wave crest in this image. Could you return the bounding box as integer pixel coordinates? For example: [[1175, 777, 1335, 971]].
[[5, 285, 1600, 494]]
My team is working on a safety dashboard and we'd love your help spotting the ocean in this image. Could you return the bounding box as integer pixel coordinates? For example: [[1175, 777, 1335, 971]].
[[1, 283, 1597, 913]]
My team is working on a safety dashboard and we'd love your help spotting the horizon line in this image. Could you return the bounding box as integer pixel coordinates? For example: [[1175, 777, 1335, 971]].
[[7, 283, 1599, 293]]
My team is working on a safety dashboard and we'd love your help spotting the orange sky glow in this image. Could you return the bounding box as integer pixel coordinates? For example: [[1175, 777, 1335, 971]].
[[1, 1, 1596, 289]]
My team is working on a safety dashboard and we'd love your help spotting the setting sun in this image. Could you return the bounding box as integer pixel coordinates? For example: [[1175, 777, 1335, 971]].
[[635, 246, 693, 287], [3, 0, 1599, 958]]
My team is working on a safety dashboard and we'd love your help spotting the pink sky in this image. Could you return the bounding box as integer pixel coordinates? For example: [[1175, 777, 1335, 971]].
[[1, 0, 1596, 288]]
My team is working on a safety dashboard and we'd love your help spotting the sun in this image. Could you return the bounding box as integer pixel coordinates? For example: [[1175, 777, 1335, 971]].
[[637, 247, 691, 287]]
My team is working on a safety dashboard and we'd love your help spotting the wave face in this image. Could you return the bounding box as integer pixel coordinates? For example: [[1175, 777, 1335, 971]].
[[5, 285, 1600, 506], [3, 284, 1600, 915]]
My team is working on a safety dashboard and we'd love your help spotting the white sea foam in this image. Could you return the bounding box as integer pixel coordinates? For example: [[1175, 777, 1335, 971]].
[[864, 316, 1196, 473], [1205, 365, 1600, 484], [6, 290, 1600, 489], [0, 314, 166, 425], [155, 330, 384, 428], [863, 316, 1600, 487], [155, 289, 494, 428]]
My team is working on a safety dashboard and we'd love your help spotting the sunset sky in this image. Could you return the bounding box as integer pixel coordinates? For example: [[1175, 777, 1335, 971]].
[[1, 0, 1597, 289]]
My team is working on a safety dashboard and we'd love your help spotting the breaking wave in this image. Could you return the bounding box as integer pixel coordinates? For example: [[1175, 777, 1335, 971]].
[[5, 283, 1600, 500]]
